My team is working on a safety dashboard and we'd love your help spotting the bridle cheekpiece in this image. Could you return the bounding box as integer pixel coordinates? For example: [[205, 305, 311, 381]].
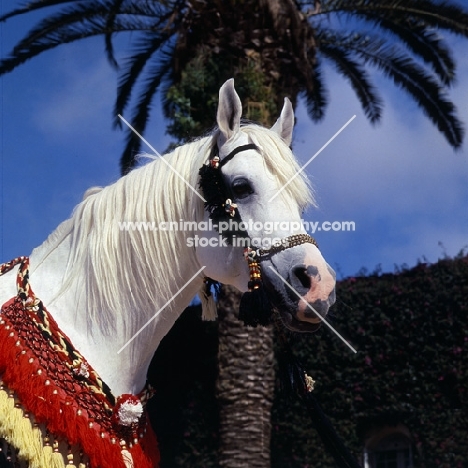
[[198, 142, 318, 327]]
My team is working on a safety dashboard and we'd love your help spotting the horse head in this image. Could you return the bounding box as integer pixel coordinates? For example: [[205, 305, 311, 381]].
[[196, 79, 336, 332]]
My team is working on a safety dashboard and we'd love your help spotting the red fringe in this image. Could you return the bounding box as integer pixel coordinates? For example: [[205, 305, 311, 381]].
[[132, 418, 160, 467], [0, 297, 160, 468]]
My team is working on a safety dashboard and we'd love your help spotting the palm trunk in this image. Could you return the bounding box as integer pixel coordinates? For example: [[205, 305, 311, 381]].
[[216, 285, 275, 468]]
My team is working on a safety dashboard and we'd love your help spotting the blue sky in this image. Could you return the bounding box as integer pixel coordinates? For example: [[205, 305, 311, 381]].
[[1, 5, 467, 280]]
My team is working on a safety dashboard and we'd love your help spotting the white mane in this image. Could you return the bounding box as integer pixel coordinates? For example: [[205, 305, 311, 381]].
[[36, 125, 313, 339], [240, 124, 314, 209]]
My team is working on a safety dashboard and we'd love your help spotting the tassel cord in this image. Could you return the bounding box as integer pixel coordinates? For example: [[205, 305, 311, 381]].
[[275, 328, 362, 468]]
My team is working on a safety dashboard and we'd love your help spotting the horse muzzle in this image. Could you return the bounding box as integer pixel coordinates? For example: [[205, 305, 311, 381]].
[[261, 243, 336, 333], [290, 262, 336, 319]]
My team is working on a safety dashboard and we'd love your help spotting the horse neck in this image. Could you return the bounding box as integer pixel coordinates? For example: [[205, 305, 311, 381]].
[[25, 160, 205, 396]]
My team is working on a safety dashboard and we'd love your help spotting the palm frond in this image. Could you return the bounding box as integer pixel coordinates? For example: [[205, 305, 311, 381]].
[[319, 39, 383, 123], [114, 33, 175, 128], [374, 18, 455, 85], [120, 53, 175, 174], [313, 1, 461, 85], [0, 1, 171, 75], [400, 0, 468, 36], [333, 33, 464, 147], [102, 0, 177, 68], [302, 58, 328, 122], [318, 0, 468, 37], [104, 0, 125, 69], [0, 0, 77, 22], [331, 8, 457, 85]]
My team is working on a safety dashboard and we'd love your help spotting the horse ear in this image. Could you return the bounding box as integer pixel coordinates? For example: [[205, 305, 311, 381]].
[[217, 79, 242, 146], [271, 97, 294, 146]]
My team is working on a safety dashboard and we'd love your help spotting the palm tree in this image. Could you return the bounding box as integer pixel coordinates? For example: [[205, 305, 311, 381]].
[[1, 0, 467, 174], [215, 284, 276, 468], [2, 2, 468, 467]]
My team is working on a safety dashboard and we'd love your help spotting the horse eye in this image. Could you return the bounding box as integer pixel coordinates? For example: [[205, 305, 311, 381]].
[[231, 178, 254, 199]]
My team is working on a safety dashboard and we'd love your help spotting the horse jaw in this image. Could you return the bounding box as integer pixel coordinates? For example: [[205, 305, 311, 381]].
[[194, 212, 250, 293]]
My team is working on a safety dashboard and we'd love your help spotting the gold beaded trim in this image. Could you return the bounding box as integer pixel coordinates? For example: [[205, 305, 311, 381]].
[[257, 233, 318, 257]]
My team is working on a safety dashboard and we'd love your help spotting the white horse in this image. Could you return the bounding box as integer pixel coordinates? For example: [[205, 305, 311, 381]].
[[0, 79, 336, 468]]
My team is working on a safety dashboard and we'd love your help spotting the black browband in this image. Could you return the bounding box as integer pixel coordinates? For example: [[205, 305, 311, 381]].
[[217, 143, 259, 168], [200, 142, 318, 254]]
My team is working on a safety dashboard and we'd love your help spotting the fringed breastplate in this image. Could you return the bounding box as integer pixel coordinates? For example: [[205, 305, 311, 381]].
[[0, 257, 160, 468]]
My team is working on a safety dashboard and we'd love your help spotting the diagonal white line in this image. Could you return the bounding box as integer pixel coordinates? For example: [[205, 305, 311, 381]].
[[268, 266, 357, 353], [117, 266, 206, 354], [269, 115, 356, 203], [118, 114, 206, 203]]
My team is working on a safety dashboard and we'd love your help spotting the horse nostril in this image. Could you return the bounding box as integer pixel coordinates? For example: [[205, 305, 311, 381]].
[[292, 265, 310, 289]]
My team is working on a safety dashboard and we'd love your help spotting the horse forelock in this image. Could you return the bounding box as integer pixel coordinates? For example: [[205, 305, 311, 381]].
[[230, 124, 315, 210]]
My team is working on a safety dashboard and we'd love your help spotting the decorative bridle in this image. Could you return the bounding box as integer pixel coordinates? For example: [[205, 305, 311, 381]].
[[198, 142, 318, 327]]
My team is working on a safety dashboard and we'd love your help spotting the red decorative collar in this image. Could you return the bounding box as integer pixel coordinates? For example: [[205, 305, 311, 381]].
[[0, 257, 160, 468]]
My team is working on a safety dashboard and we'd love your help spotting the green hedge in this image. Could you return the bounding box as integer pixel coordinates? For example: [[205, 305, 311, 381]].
[[149, 254, 468, 467]]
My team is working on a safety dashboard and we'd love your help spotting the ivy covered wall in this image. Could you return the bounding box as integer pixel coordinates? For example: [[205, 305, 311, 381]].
[[272, 253, 468, 467], [149, 254, 468, 467]]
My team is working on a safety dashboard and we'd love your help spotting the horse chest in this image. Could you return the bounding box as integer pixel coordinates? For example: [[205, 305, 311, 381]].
[[0, 257, 160, 468]]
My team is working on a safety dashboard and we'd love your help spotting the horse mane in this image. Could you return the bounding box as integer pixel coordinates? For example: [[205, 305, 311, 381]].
[[36, 124, 313, 339], [239, 124, 315, 210]]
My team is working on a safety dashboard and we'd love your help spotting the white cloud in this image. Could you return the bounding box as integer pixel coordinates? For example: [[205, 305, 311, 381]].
[[31, 41, 117, 138], [293, 44, 468, 276]]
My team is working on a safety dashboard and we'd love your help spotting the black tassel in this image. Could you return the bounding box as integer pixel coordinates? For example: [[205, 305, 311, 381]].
[[239, 285, 272, 327]]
